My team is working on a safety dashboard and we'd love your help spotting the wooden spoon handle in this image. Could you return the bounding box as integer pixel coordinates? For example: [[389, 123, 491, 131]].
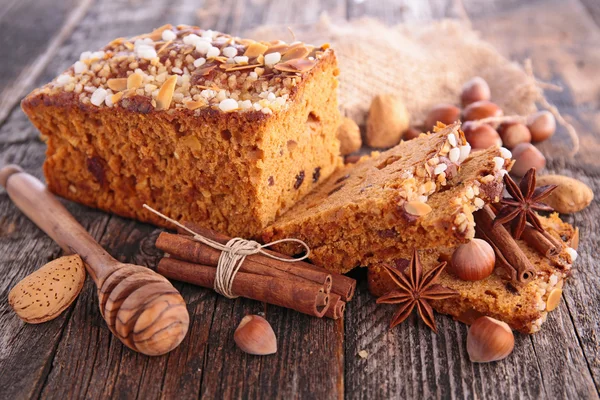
[[0, 165, 118, 283]]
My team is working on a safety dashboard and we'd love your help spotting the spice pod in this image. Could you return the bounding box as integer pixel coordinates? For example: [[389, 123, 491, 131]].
[[8, 254, 86, 324]]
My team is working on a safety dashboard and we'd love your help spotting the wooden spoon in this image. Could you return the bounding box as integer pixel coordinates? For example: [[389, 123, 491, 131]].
[[0, 165, 189, 356]]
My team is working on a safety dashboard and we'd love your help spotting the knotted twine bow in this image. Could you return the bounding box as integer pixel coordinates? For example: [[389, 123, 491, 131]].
[[143, 204, 310, 299]]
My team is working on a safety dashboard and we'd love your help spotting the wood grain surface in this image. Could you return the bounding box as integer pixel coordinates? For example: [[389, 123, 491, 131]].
[[0, 0, 598, 398]]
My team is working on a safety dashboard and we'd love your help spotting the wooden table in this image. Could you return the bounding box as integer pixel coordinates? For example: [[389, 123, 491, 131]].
[[1, 0, 598, 398]]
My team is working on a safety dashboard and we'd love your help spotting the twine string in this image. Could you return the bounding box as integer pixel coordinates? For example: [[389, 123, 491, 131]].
[[143, 204, 310, 298]]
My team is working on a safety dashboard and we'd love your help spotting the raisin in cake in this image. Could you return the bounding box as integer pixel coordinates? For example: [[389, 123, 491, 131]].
[[22, 24, 341, 238]]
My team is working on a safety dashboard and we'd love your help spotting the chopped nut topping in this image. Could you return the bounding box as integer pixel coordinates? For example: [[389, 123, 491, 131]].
[[38, 24, 331, 114], [404, 200, 432, 216], [156, 75, 177, 110]]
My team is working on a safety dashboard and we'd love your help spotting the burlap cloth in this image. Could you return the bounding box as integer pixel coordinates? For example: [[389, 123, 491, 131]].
[[248, 16, 541, 127]]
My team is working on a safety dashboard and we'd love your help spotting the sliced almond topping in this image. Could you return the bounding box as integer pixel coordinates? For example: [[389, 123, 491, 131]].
[[156, 75, 178, 111], [107, 78, 128, 92], [225, 64, 262, 72], [265, 43, 290, 55], [110, 91, 125, 104], [156, 40, 172, 56], [274, 58, 317, 73], [149, 24, 172, 41], [282, 45, 310, 61], [184, 99, 205, 110], [124, 41, 135, 51], [404, 201, 432, 216], [127, 73, 143, 90], [244, 42, 268, 58], [256, 54, 265, 65], [196, 64, 217, 76], [546, 288, 562, 311]]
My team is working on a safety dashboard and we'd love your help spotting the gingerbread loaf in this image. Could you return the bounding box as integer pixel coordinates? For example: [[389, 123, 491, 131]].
[[22, 24, 342, 238]]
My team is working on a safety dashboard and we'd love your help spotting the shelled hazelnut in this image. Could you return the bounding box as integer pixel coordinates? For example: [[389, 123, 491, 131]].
[[511, 143, 546, 176], [337, 117, 362, 155], [449, 239, 495, 281], [497, 122, 531, 149], [528, 110, 556, 142], [461, 77, 491, 107], [462, 121, 502, 149], [467, 316, 515, 363], [424, 104, 461, 131], [462, 100, 503, 122], [234, 315, 277, 355], [403, 127, 422, 141]]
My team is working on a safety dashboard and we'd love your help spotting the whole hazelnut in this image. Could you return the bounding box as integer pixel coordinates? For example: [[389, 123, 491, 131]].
[[511, 143, 546, 176], [449, 238, 495, 281], [424, 104, 461, 131], [462, 100, 503, 122], [527, 111, 556, 142], [337, 117, 362, 155], [467, 316, 515, 363], [403, 127, 422, 141], [234, 315, 277, 355], [366, 94, 410, 148], [462, 121, 502, 149], [461, 77, 491, 107], [497, 122, 531, 149]]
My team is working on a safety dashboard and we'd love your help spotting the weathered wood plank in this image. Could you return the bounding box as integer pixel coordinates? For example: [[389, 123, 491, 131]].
[[467, 0, 600, 394], [0, 0, 92, 126], [1, 1, 349, 399]]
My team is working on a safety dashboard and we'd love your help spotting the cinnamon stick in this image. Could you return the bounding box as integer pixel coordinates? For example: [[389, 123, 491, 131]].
[[156, 232, 332, 293], [324, 293, 346, 320], [157, 258, 331, 318], [519, 225, 561, 259], [474, 205, 536, 283], [179, 222, 356, 301]]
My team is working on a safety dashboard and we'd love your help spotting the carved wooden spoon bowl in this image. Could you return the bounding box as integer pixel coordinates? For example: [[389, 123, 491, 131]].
[[0, 165, 189, 356]]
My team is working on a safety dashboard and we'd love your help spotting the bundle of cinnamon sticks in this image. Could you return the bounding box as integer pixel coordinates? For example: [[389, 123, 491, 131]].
[[154, 222, 355, 319]]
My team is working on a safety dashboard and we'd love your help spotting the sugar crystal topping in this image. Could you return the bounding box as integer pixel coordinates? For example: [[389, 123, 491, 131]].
[[44, 24, 331, 114]]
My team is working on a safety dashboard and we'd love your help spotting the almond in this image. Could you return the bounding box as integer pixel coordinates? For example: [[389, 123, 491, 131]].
[[337, 117, 362, 155], [536, 175, 593, 213], [8, 255, 86, 324], [366, 94, 410, 148]]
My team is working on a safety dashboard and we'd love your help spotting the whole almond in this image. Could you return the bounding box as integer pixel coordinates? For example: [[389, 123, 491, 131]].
[[337, 117, 362, 155], [424, 104, 461, 131], [511, 143, 545, 176], [461, 77, 491, 107], [536, 175, 593, 213], [462, 121, 502, 149], [498, 123, 531, 149], [8, 255, 86, 324], [366, 94, 410, 148], [463, 100, 503, 122], [528, 111, 556, 142]]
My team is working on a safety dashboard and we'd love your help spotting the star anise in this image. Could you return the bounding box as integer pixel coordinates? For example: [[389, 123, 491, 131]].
[[494, 168, 557, 239], [376, 249, 458, 333]]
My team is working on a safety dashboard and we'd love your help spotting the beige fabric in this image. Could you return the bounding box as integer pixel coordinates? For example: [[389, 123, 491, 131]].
[[248, 16, 540, 126]]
